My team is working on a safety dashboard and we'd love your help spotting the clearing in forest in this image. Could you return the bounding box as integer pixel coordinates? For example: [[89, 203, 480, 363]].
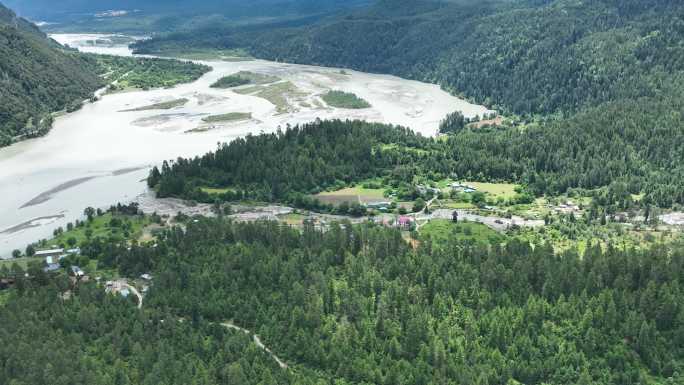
[[420, 219, 505, 245], [315, 186, 386, 205]]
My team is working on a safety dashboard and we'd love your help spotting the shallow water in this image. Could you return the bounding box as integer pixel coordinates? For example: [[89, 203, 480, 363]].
[[0, 33, 490, 257]]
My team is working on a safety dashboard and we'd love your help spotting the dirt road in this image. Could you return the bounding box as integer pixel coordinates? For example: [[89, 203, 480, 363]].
[[220, 322, 288, 369]]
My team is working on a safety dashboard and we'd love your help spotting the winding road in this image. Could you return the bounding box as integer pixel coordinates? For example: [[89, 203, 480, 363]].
[[125, 284, 143, 309], [124, 283, 287, 369], [220, 322, 289, 369]]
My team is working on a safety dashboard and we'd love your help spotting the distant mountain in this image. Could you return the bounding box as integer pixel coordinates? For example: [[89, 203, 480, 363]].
[[0, 3, 103, 146], [2, 0, 368, 21], [135, 0, 684, 115], [0, 1, 44, 35]]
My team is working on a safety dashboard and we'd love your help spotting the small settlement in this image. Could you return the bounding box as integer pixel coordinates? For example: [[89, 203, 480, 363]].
[[36, 247, 81, 273]]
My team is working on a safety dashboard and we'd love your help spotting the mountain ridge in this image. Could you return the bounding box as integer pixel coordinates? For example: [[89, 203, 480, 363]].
[[0, 2, 103, 146]]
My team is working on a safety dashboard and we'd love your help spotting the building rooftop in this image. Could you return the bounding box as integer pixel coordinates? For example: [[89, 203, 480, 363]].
[[43, 263, 60, 273], [35, 248, 64, 256]]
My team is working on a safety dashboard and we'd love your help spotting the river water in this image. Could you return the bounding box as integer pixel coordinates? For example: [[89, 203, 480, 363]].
[[0, 34, 490, 257]]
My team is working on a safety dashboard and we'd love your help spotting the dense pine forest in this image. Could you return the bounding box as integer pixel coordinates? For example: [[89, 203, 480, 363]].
[[2, 218, 683, 384], [149, 118, 684, 209], [0, 278, 314, 385], [148, 120, 424, 203]]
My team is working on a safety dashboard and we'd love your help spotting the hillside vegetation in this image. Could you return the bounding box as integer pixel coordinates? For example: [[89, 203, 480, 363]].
[[134, 0, 684, 207], [136, 0, 684, 115], [0, 3, 211, 147], [2, 217, 684, 384], [148, 118, 684, 213], [96, 55, 211, 92], [0, 3, 103, 146]]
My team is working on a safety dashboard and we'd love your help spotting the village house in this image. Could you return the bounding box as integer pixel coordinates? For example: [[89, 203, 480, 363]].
[[0, 278, 16, 290], [42, 250, 70, 267], [45, 255, 66, 265], [554, 201, 581, 214], [119, 288, 131, 298], [106, 279, 135, 298], [416, 185, 441, 196], [35, 248, 64, 259], [365, 201, 392, 211], [70, 266, 85, 278], [397, 216, 414, 230], [451, 182, 477, 193], [43, 263, 61, 273]]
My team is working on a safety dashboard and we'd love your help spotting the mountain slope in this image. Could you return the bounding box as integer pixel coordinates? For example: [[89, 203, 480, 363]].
[[134, 0, 684, 115], [0, 3, 103, 146]]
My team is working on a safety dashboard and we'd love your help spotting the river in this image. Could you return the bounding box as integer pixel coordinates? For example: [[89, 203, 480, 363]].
[[0, 33, 490, 257]]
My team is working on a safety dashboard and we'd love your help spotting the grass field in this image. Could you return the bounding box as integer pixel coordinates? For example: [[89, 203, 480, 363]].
[[0, 256, 42, 269], [156, 49, 252, 61], [202, 112, 252, 123], [234, 81, 304, 114], [49, 213, 151, 247], [278, 213, 308, 226], [463, 181, 519, 199], [380, 143, 430, 156], [211, 71, 280, 88], [315, 186, 386, 204], [437, 179, 519, 199], [420, 219, 505, 245], [507, 197, 550, 219], [439, 200, 476, 209], [321, 90, 371, 109], [122, 98, 188, 112], [0, 291, 10, 307], [200, 187, 234, 195]]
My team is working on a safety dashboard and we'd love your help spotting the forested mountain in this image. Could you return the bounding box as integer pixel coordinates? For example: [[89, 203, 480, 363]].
[[134, 0, 684, 206], [4, 0, 369, 22], [134, 0, 684, 115], [0, 3, 212, 147], [3, 218, 683, 384], [0, 3, 103, 146]]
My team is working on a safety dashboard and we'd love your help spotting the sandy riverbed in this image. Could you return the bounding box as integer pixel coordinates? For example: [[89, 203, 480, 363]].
[[0, 33, 490, 257]]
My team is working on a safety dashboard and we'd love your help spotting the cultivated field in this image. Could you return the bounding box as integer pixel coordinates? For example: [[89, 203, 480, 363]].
[[315, 186, 386, 205]]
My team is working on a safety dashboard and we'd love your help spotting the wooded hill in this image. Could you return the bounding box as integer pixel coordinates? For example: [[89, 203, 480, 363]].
[[149, 118, 684, 211], [3, 217, 683, 384], [0, 3, 212, 147], [0, 3, 103, 146], [133, 0, 684, 116]]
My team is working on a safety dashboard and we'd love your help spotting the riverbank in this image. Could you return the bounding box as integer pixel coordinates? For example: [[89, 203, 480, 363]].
[[0, 33, 489, 257]]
